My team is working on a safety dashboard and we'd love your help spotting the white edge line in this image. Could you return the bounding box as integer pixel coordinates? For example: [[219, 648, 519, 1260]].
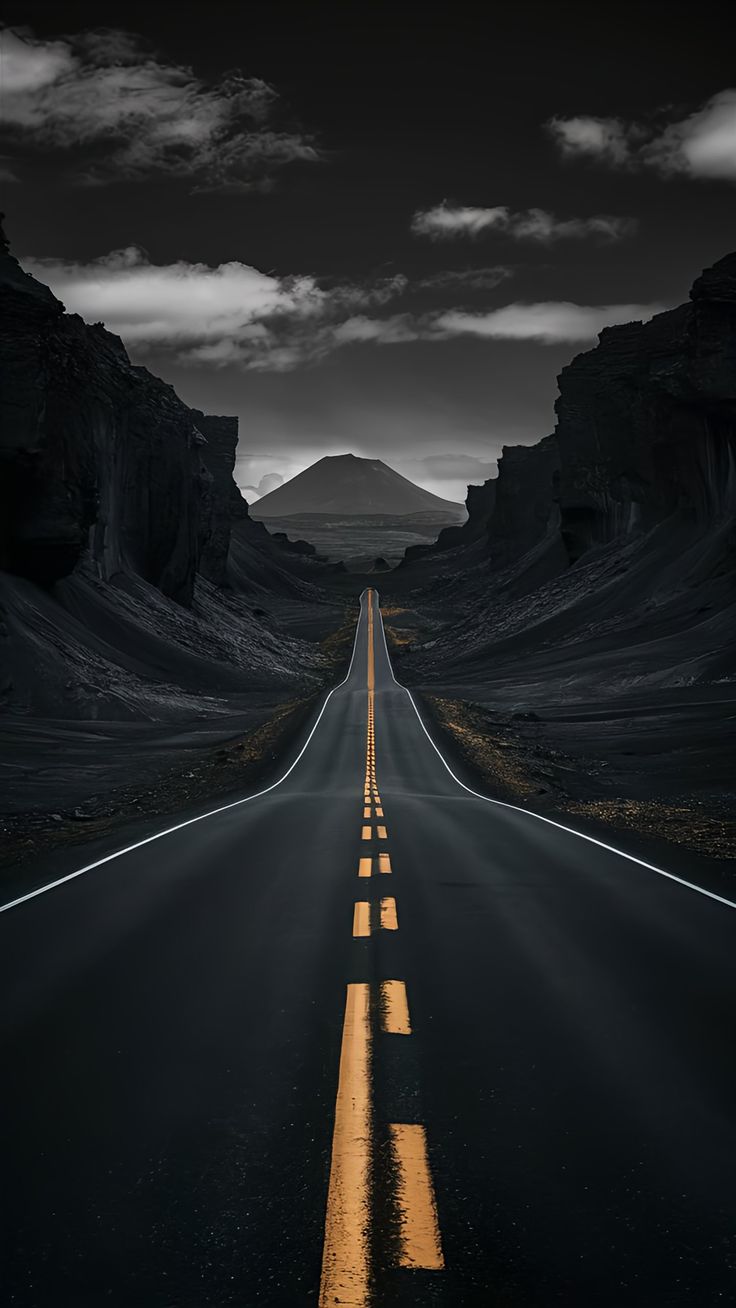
[[373, 590, 736, 912], [0, 592, 371, 915]]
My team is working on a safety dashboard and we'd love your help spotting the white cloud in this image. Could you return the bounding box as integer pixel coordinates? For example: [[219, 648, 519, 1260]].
[[331, 314, 418, 344], [548, 90, 736, 181], [547, 116, 633, 165], [22, 247, 666, 369], [644, 90, 736, 179], [432, 302, 665, 344], [418, 266, 513, 292], [0, 26, 318, 187], [411, 201, 634, 242], [24, 247, 416, 371], [25, 247, 326, 343]]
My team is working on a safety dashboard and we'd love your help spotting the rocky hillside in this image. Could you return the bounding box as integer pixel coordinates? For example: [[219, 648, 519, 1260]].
[[384, 251, 736, 864], [0, 215, 342, 732]]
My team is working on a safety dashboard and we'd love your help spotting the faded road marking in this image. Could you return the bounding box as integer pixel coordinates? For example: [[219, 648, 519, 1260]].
[[319, 984, 372, 1306], [389, 1123, 444, 1270]]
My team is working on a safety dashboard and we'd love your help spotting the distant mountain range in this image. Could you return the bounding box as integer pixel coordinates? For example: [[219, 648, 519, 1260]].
[[250, 453, 463, 519]]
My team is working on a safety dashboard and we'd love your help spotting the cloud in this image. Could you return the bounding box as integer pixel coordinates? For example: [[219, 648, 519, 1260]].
[[24, 247, 416, 371], [546, 116, 634, 166], [0, 26, 318, 188], [411, 201, 635, 242], [432, 302, 664, 344], [25, 246, 326, 343], [409, 454, 498, 481], [242, 472, 284, 499], [418, 266, 513, 292], [548, 90, 736, 181], [23, 247, 665, 369]]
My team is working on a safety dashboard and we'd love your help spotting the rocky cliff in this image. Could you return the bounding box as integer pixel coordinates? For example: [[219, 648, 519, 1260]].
[[487, 436, 560, 566], [0, 215, 243, 605], [554, 253, 736, 563]]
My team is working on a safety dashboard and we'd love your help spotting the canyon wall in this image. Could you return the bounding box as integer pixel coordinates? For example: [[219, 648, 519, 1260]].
[[554, 251, 736, 563], [0, 217, 245, 605]]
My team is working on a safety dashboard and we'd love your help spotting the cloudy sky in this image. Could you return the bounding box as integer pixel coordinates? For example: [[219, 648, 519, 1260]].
[[3, 0, 736, 501]]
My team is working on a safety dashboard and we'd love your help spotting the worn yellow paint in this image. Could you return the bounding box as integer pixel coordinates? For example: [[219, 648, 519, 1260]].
[[358, 857, 372, 879], [378, 853, 392, 875], [381, 980, 411, 1035], [380, 897, 398, 931], [388, 1124, 444, 1270], [352, 901, 371, 937], [318, 984, 372, 1307]]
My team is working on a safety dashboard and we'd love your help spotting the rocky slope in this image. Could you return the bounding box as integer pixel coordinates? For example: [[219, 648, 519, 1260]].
[[0, 216, 344, 832], [386, 251, 736, 867]]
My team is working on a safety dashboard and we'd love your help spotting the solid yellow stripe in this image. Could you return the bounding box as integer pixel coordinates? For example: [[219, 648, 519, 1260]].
[[380, 897, 398, 931], [318, 985, 372, 1306], [381, 980, 411, 1034], [352, 901, 371, 937], [388, 1123, 444, 1270]]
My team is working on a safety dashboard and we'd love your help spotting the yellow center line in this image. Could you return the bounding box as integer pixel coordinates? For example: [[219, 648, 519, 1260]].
[[318, 984, 372, 1307], [377, 825, 388, 841], [380, 896, 398, 931], [378, 853, 392, 875], [358, 857, 372, 878], [375, 807, 384, 818], [381, 980, 411, 1035], [363, 807, 371, 819], [388, 1124, 444, 1270], [352, 901, 371, 937], [362, 825, 372, 841]]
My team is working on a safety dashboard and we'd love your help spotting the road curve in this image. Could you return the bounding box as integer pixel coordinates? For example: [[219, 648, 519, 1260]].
[[1, 589, 734, 1306]]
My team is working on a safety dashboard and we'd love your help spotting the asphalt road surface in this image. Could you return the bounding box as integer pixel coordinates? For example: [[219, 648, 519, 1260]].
[[1, 590, 735, 1307]]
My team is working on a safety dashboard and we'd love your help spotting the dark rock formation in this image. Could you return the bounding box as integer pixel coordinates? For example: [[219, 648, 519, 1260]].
[[0, 215, 244, 605], [195, 413, 247, 586], [487, 436, 560, 566], [400, 478, 497, 566], [554, 253, 736, 561], [270, 531, 318, 557]]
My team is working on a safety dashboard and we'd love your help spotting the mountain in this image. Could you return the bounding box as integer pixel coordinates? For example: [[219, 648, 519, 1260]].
[[250, 453, 463, 518]]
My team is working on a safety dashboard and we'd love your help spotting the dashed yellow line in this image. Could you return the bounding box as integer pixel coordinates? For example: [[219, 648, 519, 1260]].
[[352, 901, 371, 937], [380, 896, 398, 931], [381, 980, 411, 1035], [389, 1124, 444, 1270], [318, 984, 372, 1307], [322, 590, 444, 1298]]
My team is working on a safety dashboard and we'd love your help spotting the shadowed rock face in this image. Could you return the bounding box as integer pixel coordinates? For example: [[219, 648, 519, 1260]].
[[0, 217, 243, 605], [402, 249, 736, 582], [488, 437, 560, 565], [554, 252, 736, 562]]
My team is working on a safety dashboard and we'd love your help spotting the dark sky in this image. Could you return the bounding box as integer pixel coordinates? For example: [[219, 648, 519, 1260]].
[[3, 0, 736, 500]]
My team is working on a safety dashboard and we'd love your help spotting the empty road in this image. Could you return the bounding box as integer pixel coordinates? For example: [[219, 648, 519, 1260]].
[[1, 589, 734, 1306]]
